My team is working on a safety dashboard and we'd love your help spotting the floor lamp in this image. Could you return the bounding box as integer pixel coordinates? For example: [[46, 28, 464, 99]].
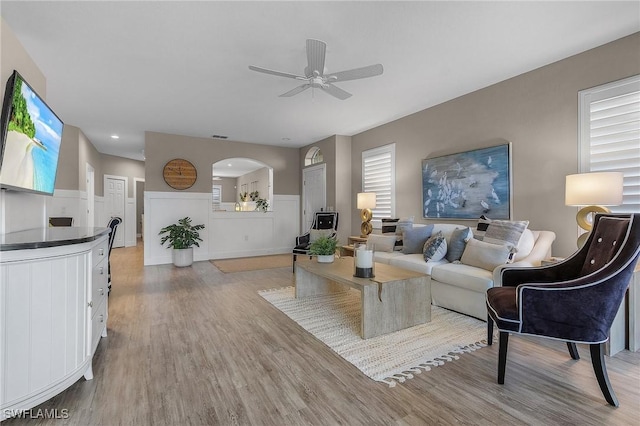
[[357, 192, 376, 238], [565, 172, 623, 248]]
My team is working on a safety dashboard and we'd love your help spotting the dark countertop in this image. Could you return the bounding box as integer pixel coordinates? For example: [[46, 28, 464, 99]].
[[0, 227, 110, 251]]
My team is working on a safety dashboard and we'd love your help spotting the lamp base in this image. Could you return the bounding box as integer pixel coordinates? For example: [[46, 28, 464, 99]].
[[576, 205, 610, 248], [360, 208, 373, 237]]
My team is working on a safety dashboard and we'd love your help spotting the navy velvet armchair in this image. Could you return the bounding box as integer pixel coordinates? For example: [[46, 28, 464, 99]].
[[486, 213, 640, 406]]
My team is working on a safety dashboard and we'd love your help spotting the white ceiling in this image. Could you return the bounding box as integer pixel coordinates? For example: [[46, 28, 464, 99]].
[[2, 1, 639, 162]]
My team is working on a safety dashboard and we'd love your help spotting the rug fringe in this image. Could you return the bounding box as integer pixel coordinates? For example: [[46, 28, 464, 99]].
[[380, 340, 488, 387]]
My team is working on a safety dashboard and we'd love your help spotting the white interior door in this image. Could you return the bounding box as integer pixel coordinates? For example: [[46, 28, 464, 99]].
[[302, 164, 326, 233], [105, 176, 126, 248]]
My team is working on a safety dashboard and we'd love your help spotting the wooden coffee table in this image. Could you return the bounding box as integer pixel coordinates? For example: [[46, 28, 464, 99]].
[[295, 257, 431, 339]]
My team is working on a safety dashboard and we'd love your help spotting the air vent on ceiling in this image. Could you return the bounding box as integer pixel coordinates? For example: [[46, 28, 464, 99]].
[[211, 134, 228, 139]]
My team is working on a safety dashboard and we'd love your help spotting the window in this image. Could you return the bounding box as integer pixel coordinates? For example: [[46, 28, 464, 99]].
[[579, 75, 640, 213], [212, 184, 222, 210], [362, 143, 395, 227], [304, 147, 323, 166]]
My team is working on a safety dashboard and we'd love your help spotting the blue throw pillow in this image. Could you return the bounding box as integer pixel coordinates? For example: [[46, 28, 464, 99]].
[[446, 227, 473, 262], [402, 224, 434, 254]]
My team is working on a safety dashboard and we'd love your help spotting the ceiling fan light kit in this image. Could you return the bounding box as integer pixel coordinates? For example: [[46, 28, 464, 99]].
[[249, 39, 383, 100]]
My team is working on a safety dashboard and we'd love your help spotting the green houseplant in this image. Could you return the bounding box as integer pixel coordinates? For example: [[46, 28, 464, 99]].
[[309, 235, 338, 263], [256, 198, 269, 212], [159, 217, 205, 267]]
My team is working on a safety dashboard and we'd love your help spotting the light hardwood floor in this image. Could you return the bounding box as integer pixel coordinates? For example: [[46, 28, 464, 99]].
[[5, 241, 639, 425]]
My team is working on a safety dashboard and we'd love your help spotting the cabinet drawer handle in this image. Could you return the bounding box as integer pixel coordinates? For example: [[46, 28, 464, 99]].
[[98, 248, 104, 256], [88, 301, 93, 308], [99, 315, 104, 323], [99, 266, 104, 275], [99, 288, 104, 295]]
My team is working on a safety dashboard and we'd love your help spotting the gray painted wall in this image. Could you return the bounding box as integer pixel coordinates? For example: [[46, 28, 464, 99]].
[[144, 131, 300, 194], [350, 33, 640, 258]]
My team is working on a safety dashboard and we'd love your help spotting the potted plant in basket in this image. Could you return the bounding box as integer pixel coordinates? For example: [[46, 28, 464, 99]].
[[159, 217, 205, 267], [309, 235, 338, 263]]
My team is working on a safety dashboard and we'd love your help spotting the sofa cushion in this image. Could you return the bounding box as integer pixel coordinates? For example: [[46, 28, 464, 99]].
[[389, 254, 447, 275], [460, 238, 512, 271], [402, 224, 434, 254], [366, 234, 397, 253], [431, 262, 494, 293], [374, 251, 404, 264], [423, 231, 447, 262], [446, 227, 473, 262]]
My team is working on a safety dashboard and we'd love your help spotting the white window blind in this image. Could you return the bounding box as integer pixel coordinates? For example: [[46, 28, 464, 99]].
[[362, 143, 395, 225], [579, 75, 640, 213]]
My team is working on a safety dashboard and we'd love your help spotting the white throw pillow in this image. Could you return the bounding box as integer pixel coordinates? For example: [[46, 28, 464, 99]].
[[366, 234, 397, 253], [461, 238, 513, 271], [513, 229, 535, 261]]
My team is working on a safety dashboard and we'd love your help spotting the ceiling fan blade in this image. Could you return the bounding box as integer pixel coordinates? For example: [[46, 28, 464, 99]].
[[248, 65, 306, 80], [279, 84, 311, 97], [321, 84, 352, 100], [305, 39, 326, 77], [327, 64, 384, 83]]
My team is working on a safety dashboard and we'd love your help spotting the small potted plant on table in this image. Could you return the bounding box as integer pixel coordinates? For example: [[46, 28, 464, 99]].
[[159, 217, 205, 267], [309, 235, 338, 263]]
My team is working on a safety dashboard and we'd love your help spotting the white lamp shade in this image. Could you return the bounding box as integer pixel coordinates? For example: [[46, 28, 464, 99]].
[[357, 192, 376, 209], [565, 172, 624, 206]]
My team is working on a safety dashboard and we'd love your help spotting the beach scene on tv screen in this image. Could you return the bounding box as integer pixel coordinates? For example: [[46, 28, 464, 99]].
[[0, 75, 63, 193]]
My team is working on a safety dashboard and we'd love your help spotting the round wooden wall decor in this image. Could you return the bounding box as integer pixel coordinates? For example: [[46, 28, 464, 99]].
[[163, 159, 197, 190]]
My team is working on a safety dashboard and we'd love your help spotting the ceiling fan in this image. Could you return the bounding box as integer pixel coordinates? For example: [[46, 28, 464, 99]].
[[249, 39, 383, 100]]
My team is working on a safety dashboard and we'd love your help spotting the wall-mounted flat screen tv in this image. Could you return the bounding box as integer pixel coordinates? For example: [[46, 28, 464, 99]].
[[0, 70, 64, 195]]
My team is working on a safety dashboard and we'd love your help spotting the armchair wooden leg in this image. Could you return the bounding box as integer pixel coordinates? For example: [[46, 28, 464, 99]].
[[487, 314, 494, 345], [498, 331, 509, 384], [567, 342, 580, 360], [292, 254, 297, 273], [590, 343, 619, 407]]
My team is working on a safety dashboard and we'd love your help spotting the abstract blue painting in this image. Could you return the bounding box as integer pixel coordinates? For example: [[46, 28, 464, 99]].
[[422, 144, 511, 219]]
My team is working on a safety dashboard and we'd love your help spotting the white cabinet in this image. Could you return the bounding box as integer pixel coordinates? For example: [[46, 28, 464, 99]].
[[0, 229, 109, 421]]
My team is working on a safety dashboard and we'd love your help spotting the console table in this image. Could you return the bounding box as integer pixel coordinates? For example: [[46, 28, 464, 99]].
[[0, 227, 110, 421]]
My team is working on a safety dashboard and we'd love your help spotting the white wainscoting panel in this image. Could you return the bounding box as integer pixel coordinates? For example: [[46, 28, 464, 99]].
[[46, 189, 81, 226], [144, 192, 299, 265], [144, 192, 212, 266], [1, 190, 47, 233], [125, 199, 136, 247]]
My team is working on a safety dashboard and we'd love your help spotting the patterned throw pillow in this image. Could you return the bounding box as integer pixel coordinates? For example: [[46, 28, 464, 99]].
[[381, 218, 400, 234], [446, 227, 473, 262], [423, 231, 447, 262], [382, 216, 414, 251], [483, 220, 530, 249], [474, 215, 492, 240]]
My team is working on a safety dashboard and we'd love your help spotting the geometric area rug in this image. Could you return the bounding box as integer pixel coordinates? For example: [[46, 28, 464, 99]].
[[258, 286, 488, 387]]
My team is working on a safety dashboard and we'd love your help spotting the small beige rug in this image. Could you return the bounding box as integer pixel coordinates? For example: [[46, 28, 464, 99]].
[[211, 254, 291, 273], [259, 286, 488, 387]]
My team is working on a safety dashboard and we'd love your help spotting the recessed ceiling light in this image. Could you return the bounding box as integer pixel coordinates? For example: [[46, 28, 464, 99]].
[[111, 135, 119, 139], [227, 163, 232, 167]]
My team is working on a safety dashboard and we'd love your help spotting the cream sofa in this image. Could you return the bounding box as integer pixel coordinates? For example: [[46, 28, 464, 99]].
[[372, 223, 556, 320]]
